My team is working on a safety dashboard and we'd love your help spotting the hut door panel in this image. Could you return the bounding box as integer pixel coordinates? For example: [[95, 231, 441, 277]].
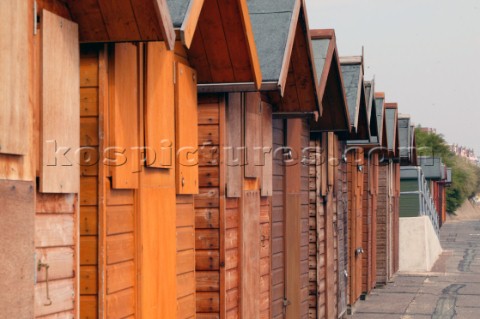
[[145, 42, 175, 169], [40, 10, 80, 193], [0, 180, 34, 318], [242, 190, 261, 318], [245, 93, 262, 178], [0, 0, 29, 155], [226, 93, 242, 198], [110, 43, 139, 189], [175, 63, 198, 195]]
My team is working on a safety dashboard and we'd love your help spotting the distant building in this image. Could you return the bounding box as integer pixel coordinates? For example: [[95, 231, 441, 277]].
[[450, 144, 479, 165]]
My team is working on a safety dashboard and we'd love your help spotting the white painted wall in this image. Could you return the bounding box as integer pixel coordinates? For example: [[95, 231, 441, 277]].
[[399, 216, 442, 272]]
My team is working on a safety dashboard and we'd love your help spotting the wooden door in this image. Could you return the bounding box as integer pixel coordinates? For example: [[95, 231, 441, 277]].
[[175, 62, 198, 195]]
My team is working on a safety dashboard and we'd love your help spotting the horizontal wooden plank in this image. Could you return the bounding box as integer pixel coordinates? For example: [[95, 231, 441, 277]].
[[194, 188, 220, 208], [106, 179, 134, 205], [198, 103, 220, 125], [196, 229, 219, 250], [80, 236, 98, 266], [199, 167, 219, 187], [80, 266, 97, 295], [177, 293, 196, 319], [177, 203, 195, 227], [36, 193, 76, 213], [35, 214, 74, 248], [35, 279, 74, 317], [195, 208, 219, 229], [177, 271, 195, 299], [196, 292, 220, 313], [196, 250, 220, 271], [106, 233, 134, 265], [177, 249, 195, 275], [198, 125, 219, 145], [80, 52, 99, 87], [177, 226, 195, 252], [80, 87, 99, 116], [107, 261, 135, 294], [106, 205, 134, 235], [196, 271, 220, 292], [80, 117, 99, 146], [80, 177, 98, 206], [80, 206, 98, 235], [106, 288, 135, 319], [36, 247, 75, 282], [80, 296, 97, 319]]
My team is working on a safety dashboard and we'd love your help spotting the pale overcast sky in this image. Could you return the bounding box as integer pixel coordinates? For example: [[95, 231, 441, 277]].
[[305, 0, 480, 154]]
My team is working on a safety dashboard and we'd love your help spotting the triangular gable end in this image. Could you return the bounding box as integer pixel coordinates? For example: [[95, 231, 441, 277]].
[[249, 0, 320, 114], [66, 0, 176, 48], [169, 0, 262, 89], [375, 92, 386, 146], [365, 80, 379, 141], [309, 29, 351, 133]]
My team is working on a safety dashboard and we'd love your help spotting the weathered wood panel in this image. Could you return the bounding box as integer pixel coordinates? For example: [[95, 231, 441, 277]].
[[226, 93, 242, 198], [241, 190, 261, 318], [41, 10, 80, 193], [0, 180, 34, 318], [0, 0, 29, 155]]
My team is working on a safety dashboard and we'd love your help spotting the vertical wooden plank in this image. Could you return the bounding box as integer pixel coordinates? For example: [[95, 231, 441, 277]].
[[175, 63, 199, 194], [327, 133, 334, 188], [261, 103, 273, 197], [241, 190, 260, 318], [145, 42, 175, 168], [140, 187, 177, 318], [0, 180, 34, 318], [110, 43, 139, 189], [285, 193, 301, 319], [41, 10, 80, 193], [226, 93, 242, 198], [245, 93, 261, 178], [0, 0, 29, 155]]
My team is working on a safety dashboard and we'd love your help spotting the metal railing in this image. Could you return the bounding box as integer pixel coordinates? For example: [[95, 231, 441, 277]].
[[400, 167, 440, 235]]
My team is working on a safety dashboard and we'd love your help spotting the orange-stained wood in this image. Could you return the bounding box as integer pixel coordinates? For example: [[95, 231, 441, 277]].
[[145, 42, 175, 169], [180, 0, 205, 48], [175, 63, 199, 194], [109, 43, 139, 189]]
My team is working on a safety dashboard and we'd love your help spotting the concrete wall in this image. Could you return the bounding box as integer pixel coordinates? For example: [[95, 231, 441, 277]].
[[399, 216, 442, 272]]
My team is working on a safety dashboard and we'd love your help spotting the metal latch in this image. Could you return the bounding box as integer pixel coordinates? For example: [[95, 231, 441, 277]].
[[355, 247, 365, 257], [38, 260, 52, 306]]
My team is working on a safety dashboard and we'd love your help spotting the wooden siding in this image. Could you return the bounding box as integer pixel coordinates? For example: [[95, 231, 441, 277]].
[[271, 119, 286, 319], [79, 45, 100, 319], [336, 139, 348, 317], [196, 95, 223, 318], [36, 193, 77, 318]]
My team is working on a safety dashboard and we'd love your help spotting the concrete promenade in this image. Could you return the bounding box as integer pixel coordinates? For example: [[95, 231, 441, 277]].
[[349, 217, 480, 318]]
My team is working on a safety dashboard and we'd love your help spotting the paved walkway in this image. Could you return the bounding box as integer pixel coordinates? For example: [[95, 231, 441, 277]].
[[349, 218, 480, 319]]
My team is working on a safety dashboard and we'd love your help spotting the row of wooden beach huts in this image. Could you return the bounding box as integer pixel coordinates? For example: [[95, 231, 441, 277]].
[[1, 0, 434, 318]]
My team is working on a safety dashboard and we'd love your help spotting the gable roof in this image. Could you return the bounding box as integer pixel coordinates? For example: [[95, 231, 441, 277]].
[[385, 103, 398, 155], [65, 0, 176, 48], [248, 0, 320, 114], [374, 92, 386, 145], [365, 80, 379, 143], [309, 29, 350, 132], [340, 57, 369, 140], [419, 157, 444, 180], [168, 0, 262, 89]]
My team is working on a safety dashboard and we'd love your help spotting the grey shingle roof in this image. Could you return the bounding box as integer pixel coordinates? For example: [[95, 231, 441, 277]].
[[167, 0, 191, 28], [312, 39, 330, 81], [398, 117, 411, 158], [385, 108, 396, 151], [419, 157, 443, 180], [375, 97, 385, 138], [340, 63, 361, 129], [247, 0, 297, 82]]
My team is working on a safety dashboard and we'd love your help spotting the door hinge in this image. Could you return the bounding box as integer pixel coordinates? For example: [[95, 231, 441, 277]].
[[283, 298, 291, 308]]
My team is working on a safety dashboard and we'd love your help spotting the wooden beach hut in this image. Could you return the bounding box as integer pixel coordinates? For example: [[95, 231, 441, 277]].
[[308, 29, 351, 319], [340, 55, 371, 311]]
